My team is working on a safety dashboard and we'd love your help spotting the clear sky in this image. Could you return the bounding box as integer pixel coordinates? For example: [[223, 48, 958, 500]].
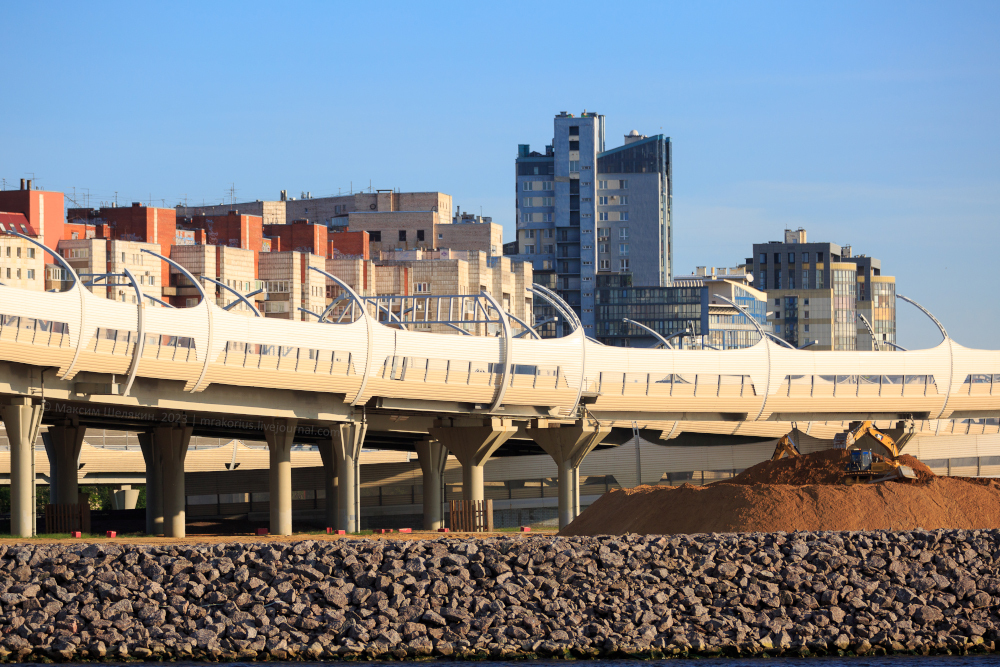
[[2, 1, 998, 349]]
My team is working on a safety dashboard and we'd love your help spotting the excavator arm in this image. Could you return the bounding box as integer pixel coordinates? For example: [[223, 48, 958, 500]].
[[771, 433, 802, 461]]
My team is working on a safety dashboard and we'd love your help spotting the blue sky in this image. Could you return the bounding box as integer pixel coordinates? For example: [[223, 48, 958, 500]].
[[2, 1, 998, 349]]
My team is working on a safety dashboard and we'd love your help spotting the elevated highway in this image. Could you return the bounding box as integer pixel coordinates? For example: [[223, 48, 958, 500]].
[[0, 244, 998, 537]]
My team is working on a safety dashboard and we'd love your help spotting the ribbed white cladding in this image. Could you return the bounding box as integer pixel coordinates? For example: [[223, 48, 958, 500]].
[[0, 283, 999, 419]]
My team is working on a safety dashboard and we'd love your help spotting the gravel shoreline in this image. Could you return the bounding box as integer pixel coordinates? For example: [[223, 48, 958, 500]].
[[0, 530, 998, 661]]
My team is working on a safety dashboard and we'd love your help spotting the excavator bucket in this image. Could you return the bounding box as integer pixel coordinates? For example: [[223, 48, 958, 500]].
[[897, 465, 917, 480]]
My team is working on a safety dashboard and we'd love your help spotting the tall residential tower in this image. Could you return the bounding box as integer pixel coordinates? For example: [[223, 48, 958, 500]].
[[511, 112, 671, 336]]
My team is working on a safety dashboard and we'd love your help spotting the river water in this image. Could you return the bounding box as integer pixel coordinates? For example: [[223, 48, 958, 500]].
[[18, 658, 1000, 667]]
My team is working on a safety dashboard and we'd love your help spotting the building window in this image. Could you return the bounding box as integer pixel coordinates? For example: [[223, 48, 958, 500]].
[[804, 311, 809, 319], [760, 271, 766, 289], [542, 213, 553, 222], [569, 161, 580, 173], [398, 230, 406, 242], [759, 253, 767, 264], [543, 244, 553, 253], [27, 269, 34, 280], [417, 230, 425, 241], [804, 324, 810, 332], [27, 248, 34, 259], [619, 228, 629, 239], [599, 212, 608, 221], [620, 179, 628, 189], [775, 324, 782, 334], [619, 243, 629, 255], [415, 282, 429, 292], [788, 252, 795, 263], [774, 253, 781, 264], [620, 211, 629, 221], [599, 243, 609, 253], [542, 181, 553, 190], [599, 180, 608, 189], [370, 231, 381, 242], [802, 252, 809, 262], [523, 182, 533, 191], [599, 197, 608, 205], [619, 258, 630, 271], [816, 252, 824, 263], [598, 228, 610, 239], [620, 196, 629, 205], [522, 197, 532, 207], [525, 245, 535, 254], [804, 298, 809, 305], [543, 228, 553, 238], [543, 197, 553, 206], [569, 126, 579, 135], [16, 269, 21, 279], [599, 259, 610, 270]]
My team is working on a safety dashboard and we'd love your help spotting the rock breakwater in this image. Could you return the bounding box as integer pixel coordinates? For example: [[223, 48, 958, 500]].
[[0, 530, 999, 661]]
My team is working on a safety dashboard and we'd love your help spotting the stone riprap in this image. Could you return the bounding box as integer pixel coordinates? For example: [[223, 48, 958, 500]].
[[0, 530, 999, 661]]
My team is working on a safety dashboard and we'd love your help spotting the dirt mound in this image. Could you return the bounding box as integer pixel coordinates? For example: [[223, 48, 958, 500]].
[[727, 449, 936, 486], [561, 476, 1000, 536]]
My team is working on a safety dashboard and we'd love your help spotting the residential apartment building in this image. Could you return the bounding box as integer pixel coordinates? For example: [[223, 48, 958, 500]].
[[56, 238, 163, 304], [0, 214, 44, 291], [0, 180, 65, 250], [169, 244, 260, 314], [511, 112, 672, 337], [327, 251, 533, 336], [745, 228, 896, 351]]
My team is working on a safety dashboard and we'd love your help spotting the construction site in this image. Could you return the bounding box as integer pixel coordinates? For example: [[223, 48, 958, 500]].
[[563, 420, 1000, 536]]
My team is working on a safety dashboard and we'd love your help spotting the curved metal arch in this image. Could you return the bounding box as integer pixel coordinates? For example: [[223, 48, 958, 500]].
[[141, 248, 206, 301], [529, 284, 581, 330], [140, 248, 213, 393], [144, 293, 174, 309], [505, 311, 540, 340], [898, 294, 948, 340], [307, 265, 374, 405], [481, 290, 512, 412], [713, 294, 773, 421], [897, 295, 953, 419], [444, 322, 472, 335], [200, 276, 261, 317], [121, 267, 145, 397], [857, 313, 880, 352], [319, 293, 351, 322], [4, 230, 89, 381], [623, 318, 673, 349], [883, 341, 908, 351]]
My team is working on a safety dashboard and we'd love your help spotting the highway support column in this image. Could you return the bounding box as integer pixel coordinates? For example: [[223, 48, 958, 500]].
[[527, 418, 611, 530], [429, 417, 517, 502], [316, 439, 338, 531], [264, 417, 298, 536], [138, 431, 163, 535], [2, 397, 43, 538], [156, 424, 192, 538], [329, 421, 366, 533], [415, 439, 447, 530], [42, 418, 86, 506]]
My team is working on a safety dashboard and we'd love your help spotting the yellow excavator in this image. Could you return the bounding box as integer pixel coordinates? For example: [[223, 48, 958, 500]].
[[770, 433, 802, 461], [836, 421, 917, 483]]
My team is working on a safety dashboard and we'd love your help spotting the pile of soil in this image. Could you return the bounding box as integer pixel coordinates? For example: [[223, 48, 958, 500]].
[[729, 449, 936, 485], [561, 477, 1000, 536], [562, 449, 990, 536]]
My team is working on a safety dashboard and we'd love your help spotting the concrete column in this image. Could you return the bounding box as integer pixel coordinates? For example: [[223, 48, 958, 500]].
[[415, 439, 447, 530], [429, 417, 517, 502], [329, 421, 367, 532], [138, 431, 163, 535], [155, 424, 191, 538], [2, 398, 43, 538], [526, 419, 611, 530], [41, 419, 86, 506], [316, 439, 338, 530], [264, 417, 298, 536]]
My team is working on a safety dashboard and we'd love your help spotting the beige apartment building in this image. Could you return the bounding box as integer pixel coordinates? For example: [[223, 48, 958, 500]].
[[169, 245, 261, 314], [258, 251, 327, 320], [55, 239, 163, 305], [0, 236, 45, 292], [325, 251, 533, 335]]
